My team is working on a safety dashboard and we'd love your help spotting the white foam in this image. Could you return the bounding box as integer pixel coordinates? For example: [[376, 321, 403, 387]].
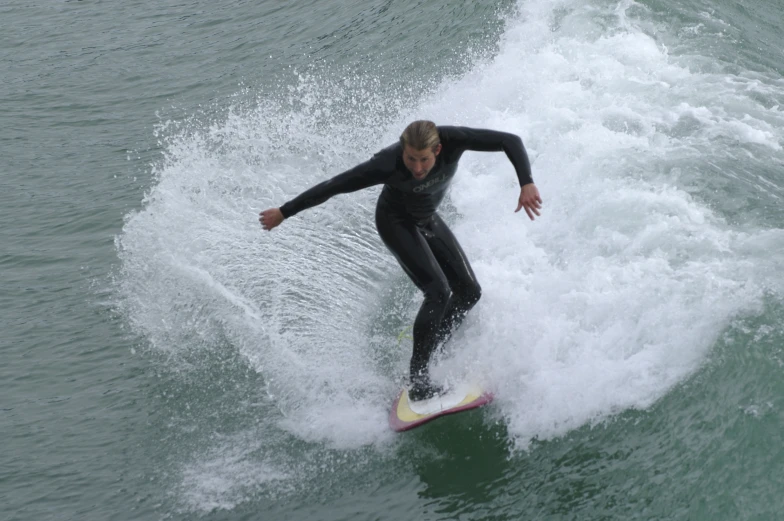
[[422, 0, 782, 446], [178, 434, 290, 512]]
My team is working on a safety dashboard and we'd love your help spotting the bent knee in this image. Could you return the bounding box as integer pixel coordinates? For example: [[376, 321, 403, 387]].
[[421, 276, 453, 309], [458, 283, 482, 309], [424, 280, 452, 304]]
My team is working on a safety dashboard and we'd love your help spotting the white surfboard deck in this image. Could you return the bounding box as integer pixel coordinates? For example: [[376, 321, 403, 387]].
[[389, 382, 493, 432]]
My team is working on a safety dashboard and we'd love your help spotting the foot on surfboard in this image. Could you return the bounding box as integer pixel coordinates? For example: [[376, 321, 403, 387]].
[[407, 375, 445, 402]]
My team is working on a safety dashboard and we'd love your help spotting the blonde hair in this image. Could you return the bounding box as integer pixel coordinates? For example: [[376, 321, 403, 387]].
[[400, 120, 440, 151]]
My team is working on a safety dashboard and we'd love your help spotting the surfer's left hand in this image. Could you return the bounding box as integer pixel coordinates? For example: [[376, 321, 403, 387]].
[[515, 183, 542, 220]]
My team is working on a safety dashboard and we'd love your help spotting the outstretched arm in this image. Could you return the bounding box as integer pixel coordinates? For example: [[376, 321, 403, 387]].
[[440, 126, 542, 220], [258, 154, 391, 231], [440, 126, 533, 186]]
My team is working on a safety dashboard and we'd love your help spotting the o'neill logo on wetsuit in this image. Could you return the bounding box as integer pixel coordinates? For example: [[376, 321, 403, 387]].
[[412, 174, 447, 193]]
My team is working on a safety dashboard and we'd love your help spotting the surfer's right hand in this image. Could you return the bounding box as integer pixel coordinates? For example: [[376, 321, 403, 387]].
[[259, 208, 284, 231]]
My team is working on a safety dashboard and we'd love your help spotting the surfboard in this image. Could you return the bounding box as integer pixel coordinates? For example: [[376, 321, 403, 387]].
[[389, 382, 493, 432]]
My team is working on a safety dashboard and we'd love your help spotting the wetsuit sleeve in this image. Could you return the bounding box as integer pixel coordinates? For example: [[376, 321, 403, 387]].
[[279, 156, 392, 218], [440, 126, 533, 186]]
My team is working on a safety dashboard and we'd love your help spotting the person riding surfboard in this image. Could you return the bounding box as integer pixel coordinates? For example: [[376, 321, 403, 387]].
[[260, 121, 541, 401]]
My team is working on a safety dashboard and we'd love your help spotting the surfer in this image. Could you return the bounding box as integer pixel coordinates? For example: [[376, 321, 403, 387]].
[[259, 121, 541, 401]]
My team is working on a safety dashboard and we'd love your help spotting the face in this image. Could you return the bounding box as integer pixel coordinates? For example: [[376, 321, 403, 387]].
[[403, 144, 442, 180]]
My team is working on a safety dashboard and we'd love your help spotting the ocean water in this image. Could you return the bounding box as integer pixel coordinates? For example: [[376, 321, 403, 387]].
[[2, 0, 784, 519]]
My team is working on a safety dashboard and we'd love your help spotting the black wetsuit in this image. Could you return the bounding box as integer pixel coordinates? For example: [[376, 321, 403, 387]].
[[280, 126, 533, 389]]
